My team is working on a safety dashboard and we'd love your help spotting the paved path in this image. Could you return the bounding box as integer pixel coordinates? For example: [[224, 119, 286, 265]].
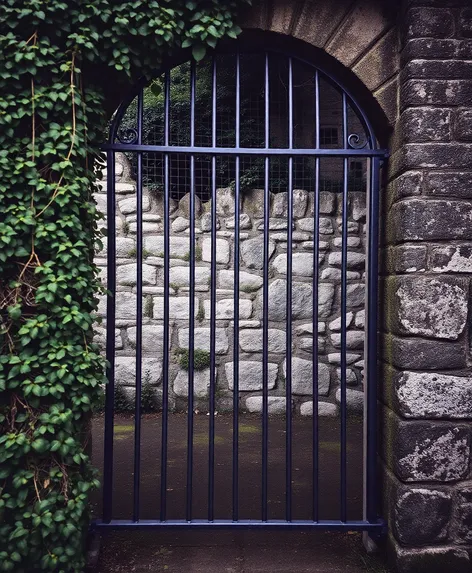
[[94, 530, 390, 573]]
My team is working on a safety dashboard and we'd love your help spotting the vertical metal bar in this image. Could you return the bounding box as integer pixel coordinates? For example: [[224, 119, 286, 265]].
[[340, 93, 349, 523], [186, 61, 196, 522], [312, 70, 320, 523], [232, 52, 241, 522], [262, 52, 270, 522], [208, 56, 217, 522], [133, 89, 144, 522], [103, 150, 116, 524], [285, 56, 293, 522], [365, 156, 380, 524], [160, 70, 171, 522]]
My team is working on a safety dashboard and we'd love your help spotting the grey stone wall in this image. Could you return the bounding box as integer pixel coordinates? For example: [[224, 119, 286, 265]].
[[94, 153, 367, 417], [381, 2, 472, 571]]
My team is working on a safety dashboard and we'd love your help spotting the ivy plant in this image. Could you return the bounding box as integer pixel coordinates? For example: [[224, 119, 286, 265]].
[[0, 1, 248, 571]]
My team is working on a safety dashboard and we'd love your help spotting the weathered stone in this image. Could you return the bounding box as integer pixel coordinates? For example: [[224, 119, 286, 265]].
[[402, 107, 452, 143], [169, 266, 211, 287], [329, 313, 354, 331], [117, 263, 156, 286], [144, 235, 190, 258], [272, 253, 323, 276], [260, 279, 334, 320], [203, 299, 252, 320], [292, 189, 308, 218], [243, 188, 268, 218], [390, 171, 423, 203], [128, 221, 162, 234], [99, 236, 135, 258], [200, 212, 221, 232], [430, 245, 472, 273], [240, 236, 276, 269], [257, 218, 288, 231], [346, 284, 365, 308], [93, 328, 122, 350], [349, 192, 367, 221], [201, 237, 230, 264], [298, 337, 326, 353], [328, 353, 361, 365], [301, 240, 330, 251], [407, 7, 454, 39], [225, 213, 251, 230], [390, 245, 427, 273], [219, 270, 263, 291], [355, 310, 365, 329], [235, 320, 260, 329], [390, 199, 472, 242], [179, 192, 202, 218], [246, 396, 287, 414], [215, 188, 239, 216], [321, 268, 361, 281], [178, 327, 228, 354], [394, 546, 470, 573], [328, 252, 365, 269], [272, 192, 288, 217], [112, 292, 144, 321], [311, 192, 336, 215], [397, 371, 472, 419], [283, 358, 330, 396], [335, 368, 358, 386], [394, 489, 452, 545], [298, 217, 333, 234], [335, 388, 363, 413], [239, 329, 286, 353], [153, 297, 199, 320], [127, 325, 167, 353], [173, 368, 214, 398], [172, 217, 190, 233], [455, 109, 472, 141], [427, 171, 472, 199], [332, 237, 361, 248], [392, 420, 470, 482], [118, 195, 151, 215], [388, 335, 467, 370], [295, 322, 326, 335], [115, 357, 162, 386], [330, 331, 364, 349], [225, 361, 278, 391], [394, 276, 468, 340], [300, 401, 337, 417], [271, 231, 310, 242]]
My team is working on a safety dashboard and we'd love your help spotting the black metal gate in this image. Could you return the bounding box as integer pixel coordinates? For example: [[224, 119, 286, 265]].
[[94, 47, 387, 535]]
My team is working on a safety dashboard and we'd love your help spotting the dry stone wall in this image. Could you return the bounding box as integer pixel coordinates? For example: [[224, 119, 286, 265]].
[[94, 153, 367, 416]]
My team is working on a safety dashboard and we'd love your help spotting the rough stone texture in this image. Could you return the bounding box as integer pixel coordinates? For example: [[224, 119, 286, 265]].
[[396, 372, 472, 419], [245, 396, 287, 414], [127, 325, 166, 354], [394, 488, 452, 545], [393, 276, 468, 340], [272, 252, 322, 276], [178, 328, 229, 355], [330, 331, 364, 349], [144, 235, 189, 258], [239, 329, 286, 353], [387, 335, 467, 370], [225, 213, 252, 230], [115, 357, 162, 387], [218, 270, 263, 291], [173, 368, 213, 398], [169, 266, 211, 287], [240, 236, 276, 269], [225, 361, 278, 391], [393, 545, 470, 573], [153, 297, 199, 320], [117, 263, 156, 286], [335, 388, 363, 413], [429, 245, 472, 273], [283, 358, 330, 396], [201, 237, 230, 264], [203, 298, 252, 320], [300, 401, 337, 417]]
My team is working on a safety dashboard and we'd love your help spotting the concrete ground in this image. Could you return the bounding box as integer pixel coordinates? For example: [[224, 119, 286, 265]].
[[91, 413, 390, 572]]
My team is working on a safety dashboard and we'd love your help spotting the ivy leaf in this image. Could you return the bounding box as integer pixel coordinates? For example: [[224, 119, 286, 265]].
[[192, 44, 206, 62]]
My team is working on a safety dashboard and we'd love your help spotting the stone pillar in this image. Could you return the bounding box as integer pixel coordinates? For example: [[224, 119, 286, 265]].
[[383, 2, 472, 571]]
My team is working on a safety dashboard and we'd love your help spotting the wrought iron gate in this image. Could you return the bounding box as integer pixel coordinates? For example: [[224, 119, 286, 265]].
[[94, 48, 387, 535]]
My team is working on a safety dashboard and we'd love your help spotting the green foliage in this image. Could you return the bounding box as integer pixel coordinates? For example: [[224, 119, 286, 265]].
[[176, 348, 211, 371], [0, 1, 248, 570]]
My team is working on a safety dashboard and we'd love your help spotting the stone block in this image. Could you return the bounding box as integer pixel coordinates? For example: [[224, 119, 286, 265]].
[[296, 322, 326, 335], [390, 199, 472, 242], [115, 357, 162, 386], [353, 28, 399, 92], [173, 368, 214, 398], [200, 212, 221, 232], [401, 79, 472, 107], [128, 221, 162, 234], [113, 292, 144, 321], [283, 358, 330, 396], [258, 218, 288, 231], [401, 107, 451, 142], [335, 388, 363, 413], [203, 298, 252, 320], [178, 192, 202, 218], [334, 368, 358, 386], [225, 213, 251, 230], [332, 237, 361, 248], [153, 296, 199, 320], [169, 266, 211, 287], [396, 371, 472, 419], [127, 325, 168, 353], [300, 401, 337, 417], [218, 270, 263, 291], [330, 331, 364, 349], [454, 486, 472, 543], [345, 284, 365, 308], [259, 279, 334, 320], [117, 263, 156, 286], [178, 327, 229, 355], [328, 252, 365, 269], [329, 313, 354, 331], [246, 396, 287, 414], [393, 545, 470, 573], [407, 7, 454, 38], [271, 231, 310, 242], [144, 235, 190, 258], [293, 189, 308, 218], [172, 217, 190, 233], [390, 418, 470, 482], [239, 329, 286, 353], [459, 8, 472, 38], [426, 171, 472, 198], [240, 236, 276, 269], [355, 310, 365, 329], [430, 245, 472, 272], [243, 188, 269, 218], [93, 327, 122, 350], [394, 488, 452, 545], [328, 353, 361, 365], [298, 217, 333, 234], [118, 195, 151, 215], [272, 192, 288, 217], [201, 237, 230, 264], [215, 188, 239, 216], [389, 171, 423, 204], [272, 253, 323, 277], [225, 361, 278, 391], [321, 269, 361, 281], [392, 276, 468, 340], [298, 336, 326, 353], [389, 245, 427, 273], [387, 335, 467, 370]]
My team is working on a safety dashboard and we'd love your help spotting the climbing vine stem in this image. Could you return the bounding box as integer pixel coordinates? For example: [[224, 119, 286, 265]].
[[0, 2, 248, 571]]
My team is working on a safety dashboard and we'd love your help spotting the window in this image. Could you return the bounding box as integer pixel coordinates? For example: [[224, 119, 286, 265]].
[[320, 127, 338, 146]]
